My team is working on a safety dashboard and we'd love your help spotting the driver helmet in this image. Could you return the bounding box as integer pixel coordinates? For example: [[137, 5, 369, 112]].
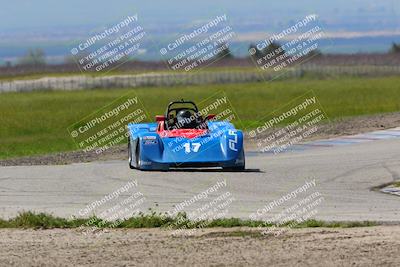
[[176, 110, 194, 129]]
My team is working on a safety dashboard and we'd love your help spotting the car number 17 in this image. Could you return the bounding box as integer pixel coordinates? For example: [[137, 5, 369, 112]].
[[183, 143, 201, 153]]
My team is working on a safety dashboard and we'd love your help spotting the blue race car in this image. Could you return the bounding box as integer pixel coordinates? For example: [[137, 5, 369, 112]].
[[127, 100, 245, 171]]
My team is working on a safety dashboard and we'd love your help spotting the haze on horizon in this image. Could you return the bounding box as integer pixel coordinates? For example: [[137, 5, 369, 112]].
[[0, 0, 399, 62]]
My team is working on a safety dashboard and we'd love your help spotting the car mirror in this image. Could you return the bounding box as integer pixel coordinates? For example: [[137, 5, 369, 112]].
[[156, 115, 165, 122], [206, 114, 216, 121]]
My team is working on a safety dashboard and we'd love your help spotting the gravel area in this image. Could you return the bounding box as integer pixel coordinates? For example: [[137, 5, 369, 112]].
[[0, 226, 399, 266]]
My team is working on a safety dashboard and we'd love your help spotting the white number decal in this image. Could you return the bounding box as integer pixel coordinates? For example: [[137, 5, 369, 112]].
[[184, 142, 201, 153], [192, 143, 201, 152], [228, 130, 238, 151], [183, 143, 190, 153]]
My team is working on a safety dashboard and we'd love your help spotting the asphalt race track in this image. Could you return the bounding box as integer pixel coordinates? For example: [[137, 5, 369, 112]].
[[1, 130, 399, 222]]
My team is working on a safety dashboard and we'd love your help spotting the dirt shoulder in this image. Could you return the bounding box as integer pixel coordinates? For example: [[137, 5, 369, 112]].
[[1, 112, 400, 166], [0, 226, 399, 267]]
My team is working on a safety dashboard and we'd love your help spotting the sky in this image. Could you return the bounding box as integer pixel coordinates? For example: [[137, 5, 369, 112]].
[[0, 0, 399, 61], [0, 0, 398, 32]]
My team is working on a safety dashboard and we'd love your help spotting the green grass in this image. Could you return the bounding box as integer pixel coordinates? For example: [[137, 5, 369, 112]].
[[1, 76, 400, 159], [0, 211, 376, 230], [393, 181, 400, 188]]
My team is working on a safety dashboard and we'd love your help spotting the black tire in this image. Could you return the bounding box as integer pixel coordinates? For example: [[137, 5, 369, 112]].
[[135, 141, 142, 170], [128, 139, 135, 169], [223, 165, 245, 171], [223, 150, 245, 171]]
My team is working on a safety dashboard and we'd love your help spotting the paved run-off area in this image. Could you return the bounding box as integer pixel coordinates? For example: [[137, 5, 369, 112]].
[[0, 130, 399, 222]]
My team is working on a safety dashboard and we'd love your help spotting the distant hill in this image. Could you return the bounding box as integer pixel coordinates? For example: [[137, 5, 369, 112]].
[[0, 0, 399, 64]]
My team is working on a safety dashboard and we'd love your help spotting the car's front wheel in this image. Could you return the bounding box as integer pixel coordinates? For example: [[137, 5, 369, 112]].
[[135, 141, 142, 170], [223, 165, 245, 171], [223, 150, 245, 171], [128, 139, 135, 169]]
